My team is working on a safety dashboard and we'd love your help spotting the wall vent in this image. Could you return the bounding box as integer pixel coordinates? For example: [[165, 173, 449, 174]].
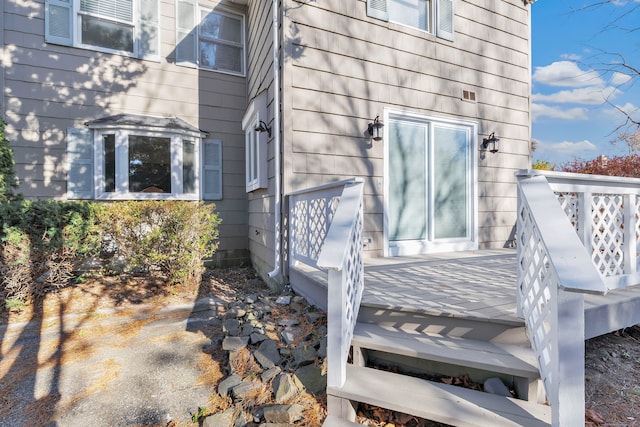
[[463, 90, 476, 102]]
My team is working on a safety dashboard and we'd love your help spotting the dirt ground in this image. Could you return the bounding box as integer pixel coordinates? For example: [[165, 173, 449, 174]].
[[1, 267, 638, 426]]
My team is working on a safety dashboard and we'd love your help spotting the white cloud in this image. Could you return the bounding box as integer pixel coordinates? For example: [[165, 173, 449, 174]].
[[611, 72, 632, 86], [560, 53, 582, 61], [535, 139, 598, 158], [532, 86, 619, 105], [532, 103, 589, 121], [533, 61, 604, 88]]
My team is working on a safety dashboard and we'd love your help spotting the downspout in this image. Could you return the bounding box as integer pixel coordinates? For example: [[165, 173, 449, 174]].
[[268, 0, 282, 279]]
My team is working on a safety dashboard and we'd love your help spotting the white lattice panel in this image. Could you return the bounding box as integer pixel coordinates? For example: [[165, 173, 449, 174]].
[[289, 195, 340, 268], [518, 195, 557, 405], [591, 194, 624, 276], [555, 192, 579, 232], [342, 197, 364, 350]]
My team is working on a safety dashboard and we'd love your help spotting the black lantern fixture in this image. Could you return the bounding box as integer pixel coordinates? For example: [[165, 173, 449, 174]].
[[254, 120, 272, 137], [368, 116, 384, 141], [481, 132, 499, 153]]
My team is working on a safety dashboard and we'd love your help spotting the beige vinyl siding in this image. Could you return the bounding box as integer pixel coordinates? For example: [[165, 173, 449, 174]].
[[281, 0, 531, 255], [244, 1, 278, 280], [3, 0, 249, 260]]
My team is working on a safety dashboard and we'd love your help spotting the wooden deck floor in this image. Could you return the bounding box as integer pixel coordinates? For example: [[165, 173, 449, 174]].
[[362, 248, 640, 338], [363, 249, 521, 325]]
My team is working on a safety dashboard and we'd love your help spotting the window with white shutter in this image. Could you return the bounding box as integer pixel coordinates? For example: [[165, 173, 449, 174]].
[[44, 0, 160, 59], [66, 117, 218, 201]]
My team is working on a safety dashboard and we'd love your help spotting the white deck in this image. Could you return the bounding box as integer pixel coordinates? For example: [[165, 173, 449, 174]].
[[363, 249, 520, 325], [359, 248, 640, 338]]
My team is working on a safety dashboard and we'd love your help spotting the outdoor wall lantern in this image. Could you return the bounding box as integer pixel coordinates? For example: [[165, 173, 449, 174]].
[[254, 120, 272, 137], [481, 132, 499, 153], [367, 116, 384, 141]]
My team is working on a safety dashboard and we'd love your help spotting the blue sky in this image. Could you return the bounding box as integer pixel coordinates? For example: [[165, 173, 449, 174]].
[[531, 0, 640, 166]]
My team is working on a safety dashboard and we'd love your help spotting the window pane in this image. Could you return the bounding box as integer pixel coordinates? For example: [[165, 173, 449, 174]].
[[388, 121, 427, 241], [433, 126, 468, 239], [128, 135, 171, 193], [389, 0, 429, 31], [200, 11, 242, 44], [80, 0, 133, 22], [200, 41, 242, 73], [81, 15, 134, 52], [103, 134, 116, 193], [183, 140, 196, 194]]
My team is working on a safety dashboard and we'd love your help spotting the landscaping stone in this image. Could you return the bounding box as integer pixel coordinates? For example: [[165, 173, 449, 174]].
[[232, 381, 261, 400], [222, 336, 249, 352], [261, 366, 282, 383], [229, 307, 247, 318], [273, 374, 300, 403], [293, 344, 317, 366], [316, 337, 327, 358], [281, 327, 300, 345], [277, 318, 299, 327], [254, 339, 281, 369], [263, 404, 304, 423], [223, 318, 242, 335], [294, 364, 326, 395], [218, 374, 243, 397], [250, 332, 268, 344], [203, 408, 234, 427], [484, 377, 512, 397], [275, 295, 291, 305]]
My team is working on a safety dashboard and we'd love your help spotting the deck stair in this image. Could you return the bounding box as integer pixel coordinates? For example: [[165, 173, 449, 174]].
[[324, 312, 551, 427]]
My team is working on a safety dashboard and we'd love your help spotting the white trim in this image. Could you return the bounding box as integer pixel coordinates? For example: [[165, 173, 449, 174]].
[[176, 2, 246, 77], [383, 108, 478, 257], [47, 0, 162, 61], [242, 92, 268, 192], [93, 129, 201, 200]]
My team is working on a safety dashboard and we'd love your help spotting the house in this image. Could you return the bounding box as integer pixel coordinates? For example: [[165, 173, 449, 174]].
[[0, 0, 534, 285]]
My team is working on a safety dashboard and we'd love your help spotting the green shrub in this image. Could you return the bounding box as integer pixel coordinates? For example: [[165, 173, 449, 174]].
[[99, 201, 220, 287], [0, 200, 102, 301]]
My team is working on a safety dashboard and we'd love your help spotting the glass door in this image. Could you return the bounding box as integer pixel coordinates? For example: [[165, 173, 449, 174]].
[[386, 114, 476, 255]]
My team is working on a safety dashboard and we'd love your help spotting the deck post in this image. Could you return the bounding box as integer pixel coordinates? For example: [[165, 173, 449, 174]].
[[327, 268, 348, 388], [623, 194, 636, 274], [555, 290, 585, 427]]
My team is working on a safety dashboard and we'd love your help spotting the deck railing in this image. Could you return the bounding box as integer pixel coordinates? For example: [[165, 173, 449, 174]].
[[516, 170, 610, 426], [287, 179, 360, 271], [287, 179, 364, 388]]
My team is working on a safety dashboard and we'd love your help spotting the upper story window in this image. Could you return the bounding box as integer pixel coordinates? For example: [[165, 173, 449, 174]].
[[45, 0, 160, 59], [367, 0, 454, 41], [176, 1, 245, 76]]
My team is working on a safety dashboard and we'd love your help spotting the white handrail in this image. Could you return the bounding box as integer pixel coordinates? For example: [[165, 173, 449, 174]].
[[517, 173, 606, 427], [317, 181, 364, 389], [517, 169, 640, 290]]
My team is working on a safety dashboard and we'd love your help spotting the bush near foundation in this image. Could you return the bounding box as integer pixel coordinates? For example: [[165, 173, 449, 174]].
[[0, 200, 102, 302], [0, 200, 220, 305], [98, 200, 220, 287]]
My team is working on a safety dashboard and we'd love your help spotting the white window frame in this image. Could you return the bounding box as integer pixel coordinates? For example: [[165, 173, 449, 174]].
[[383, 108, 478, 256], [45, 0, 161, 60], [176, 1, 246, 76], [367, 0, 454, 41], [93, 128, 201, 200], [242, 93, 269, 192]]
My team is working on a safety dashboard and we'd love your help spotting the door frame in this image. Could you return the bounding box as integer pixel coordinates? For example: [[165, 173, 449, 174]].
[[383, 108, 479, 256]]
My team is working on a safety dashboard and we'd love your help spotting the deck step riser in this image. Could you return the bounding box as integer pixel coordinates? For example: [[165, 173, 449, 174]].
[[327, 365, 551, 427], [358, 305, 529, 345]]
